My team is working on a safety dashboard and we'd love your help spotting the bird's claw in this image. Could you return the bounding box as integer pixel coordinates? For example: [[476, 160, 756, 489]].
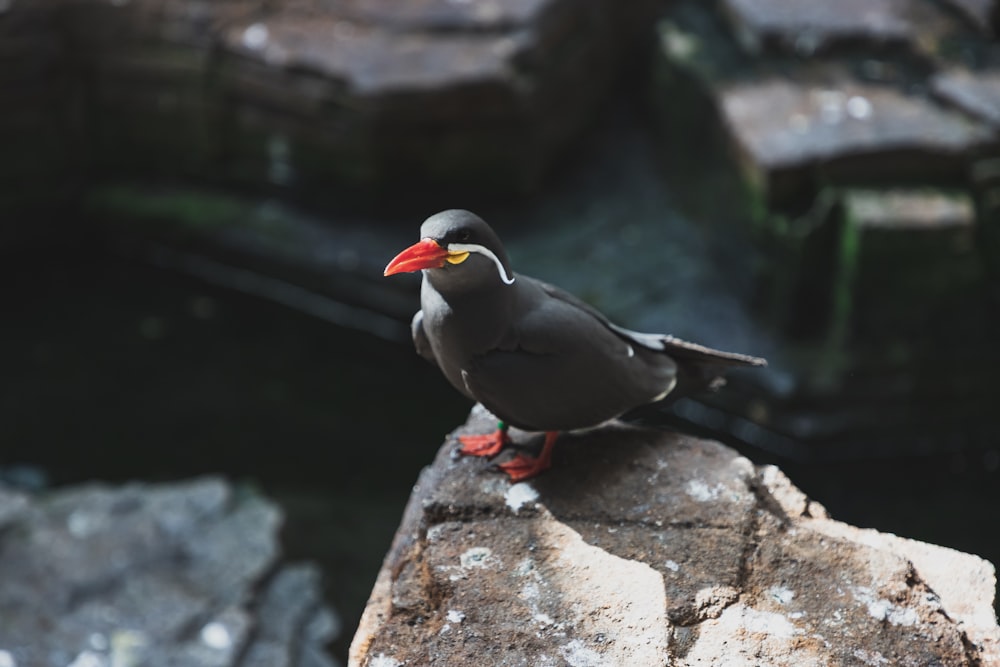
[[496, 453, 552, 482], [458, 430, 509, 458]]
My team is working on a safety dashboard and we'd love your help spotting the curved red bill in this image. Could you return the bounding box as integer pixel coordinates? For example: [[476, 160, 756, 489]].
[[384, 238, 450, 276]]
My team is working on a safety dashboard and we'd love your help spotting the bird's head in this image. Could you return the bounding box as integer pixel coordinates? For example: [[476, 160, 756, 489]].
[[384, 210, 515, 290]]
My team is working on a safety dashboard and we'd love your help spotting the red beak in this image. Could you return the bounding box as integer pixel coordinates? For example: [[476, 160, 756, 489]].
[[384, 238, 450, 276]]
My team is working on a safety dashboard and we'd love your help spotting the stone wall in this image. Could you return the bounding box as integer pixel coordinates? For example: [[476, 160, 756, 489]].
[[0, 0, 656, 212]]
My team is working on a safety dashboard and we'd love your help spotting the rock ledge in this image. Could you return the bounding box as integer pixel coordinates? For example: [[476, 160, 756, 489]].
[[350, 407, 999, 666]]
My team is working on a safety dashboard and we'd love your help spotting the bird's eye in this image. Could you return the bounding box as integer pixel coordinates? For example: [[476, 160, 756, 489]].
[[457, 230, 471, 243]]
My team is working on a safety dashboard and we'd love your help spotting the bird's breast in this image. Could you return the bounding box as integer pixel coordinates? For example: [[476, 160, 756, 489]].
[[420, 281, 514, 396]]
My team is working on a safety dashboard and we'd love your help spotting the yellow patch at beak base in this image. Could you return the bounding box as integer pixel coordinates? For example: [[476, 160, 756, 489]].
[[445, 251, 470, 265]]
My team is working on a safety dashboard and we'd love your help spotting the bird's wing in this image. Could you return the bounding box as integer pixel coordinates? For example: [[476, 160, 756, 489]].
[[411, 310, 438, 365], [530, 277, 667, 350], [457, 276, 679, 431], [530, 277, 617, 330], [533, 277, 765, 368]]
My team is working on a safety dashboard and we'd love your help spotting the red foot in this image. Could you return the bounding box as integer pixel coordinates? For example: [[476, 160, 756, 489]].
[[496, 431, 559, 482], [458, 429, 509, 458]]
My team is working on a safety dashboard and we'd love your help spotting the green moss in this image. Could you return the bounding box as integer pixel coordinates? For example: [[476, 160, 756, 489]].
[[86, 185, 250, 233], [752, 190, 842, 339], [827, 198, 861, 352]]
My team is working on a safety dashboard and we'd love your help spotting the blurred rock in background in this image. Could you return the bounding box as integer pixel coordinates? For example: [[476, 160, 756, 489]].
[[651, 0, 1000, 457], [0, 477, 339, 667]]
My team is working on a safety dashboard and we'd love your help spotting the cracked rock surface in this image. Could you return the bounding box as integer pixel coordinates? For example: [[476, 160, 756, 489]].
[[350, 407, 999, 666], [0, 477, 339, 667]]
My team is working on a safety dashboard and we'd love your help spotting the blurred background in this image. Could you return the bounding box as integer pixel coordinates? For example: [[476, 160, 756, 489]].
[[2, 0, 999, 662]]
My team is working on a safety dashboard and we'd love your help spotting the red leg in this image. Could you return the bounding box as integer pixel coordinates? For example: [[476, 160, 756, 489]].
[[497, 431, 559, 482], [458, 422, 509, 458]]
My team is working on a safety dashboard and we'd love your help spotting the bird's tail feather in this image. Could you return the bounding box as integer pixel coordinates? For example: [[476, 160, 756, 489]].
[[610, 323, 766, 369], [658, 335, 767, 369]]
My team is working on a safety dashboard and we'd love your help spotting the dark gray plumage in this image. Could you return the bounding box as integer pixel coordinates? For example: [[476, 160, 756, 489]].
[[385, 209, 765, 479]]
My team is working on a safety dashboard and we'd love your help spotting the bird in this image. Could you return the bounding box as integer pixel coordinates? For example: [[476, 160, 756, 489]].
[[384, 209, 766, 481]]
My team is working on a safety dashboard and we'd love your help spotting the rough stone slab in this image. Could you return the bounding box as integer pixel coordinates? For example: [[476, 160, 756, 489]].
[[564, 522, 746, 624], [350, 408, 999, 666], [932, 68, 1000, 127], [721, 0, 955, 55], [426, 407, 758, 532], [653, 5, 1000, 214], [809, 519, 1000, 664], [734, 519, 968, 665], [721, 77, 991, 171], [718, 77, 994, 203], [276, 0, 550, 31], [422, 517, 671, 664], [222, 16, 529, 97], [0, 477, 340, 667]]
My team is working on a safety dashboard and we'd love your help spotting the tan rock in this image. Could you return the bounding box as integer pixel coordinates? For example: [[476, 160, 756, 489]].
[[350, 408, 999, 666]]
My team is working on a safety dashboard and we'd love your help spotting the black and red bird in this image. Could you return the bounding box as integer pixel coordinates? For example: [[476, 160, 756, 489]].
[[384, 209, 766, 481]]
